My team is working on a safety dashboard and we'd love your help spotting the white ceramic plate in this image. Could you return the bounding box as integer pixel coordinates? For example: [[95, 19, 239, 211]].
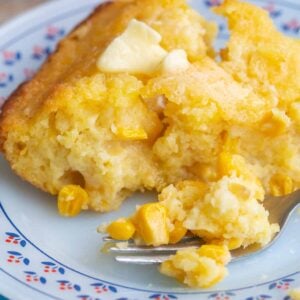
[[0, 0, 300, 299]]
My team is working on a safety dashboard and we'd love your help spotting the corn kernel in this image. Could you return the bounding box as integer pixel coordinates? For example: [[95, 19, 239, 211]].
[[113, 127, 148, 141], [169, 221, 187, 244], [58, 185, 89, 217], [260, 108, 290, 137], [227, 238, 243, 250], [217, 151, 242, 177], [197, 244, 231, 265], [107, 218, 136, 240], [133, 203, 169, 246], [269, 173, 294, 196], [224, 164, 264, 200], [217, 152, 260, 188], [210, 238, 243, 250]]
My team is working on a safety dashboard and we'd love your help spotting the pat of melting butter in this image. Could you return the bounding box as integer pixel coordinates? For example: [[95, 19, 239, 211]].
[[161, 49, 190, 74], [97, 19, 190, 75], [97, 19, 167, 75]]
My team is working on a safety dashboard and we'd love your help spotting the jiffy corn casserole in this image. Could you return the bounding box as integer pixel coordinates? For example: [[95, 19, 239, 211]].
[[0, 0, 299, 289]]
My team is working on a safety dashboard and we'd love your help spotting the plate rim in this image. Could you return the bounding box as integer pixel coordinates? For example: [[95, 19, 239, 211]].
[[1, 201, 299, 296], [0, 0, 299, 298]]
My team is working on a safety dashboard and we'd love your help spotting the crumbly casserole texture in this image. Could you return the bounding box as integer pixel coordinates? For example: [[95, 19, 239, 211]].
[[0, 0, 299, 288], [0, 0, 216, 212]]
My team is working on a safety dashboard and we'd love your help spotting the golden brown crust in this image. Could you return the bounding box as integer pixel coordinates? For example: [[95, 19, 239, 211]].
[[0, 1, 115, 151]]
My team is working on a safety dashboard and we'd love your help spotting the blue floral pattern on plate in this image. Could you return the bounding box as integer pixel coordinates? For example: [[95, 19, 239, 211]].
[[0, 0, 299, 299]]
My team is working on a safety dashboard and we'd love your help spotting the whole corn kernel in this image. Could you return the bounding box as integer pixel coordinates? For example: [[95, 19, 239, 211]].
[[133, 203, 169, 246], [169, 221, 187, 244], [211, 238, 243, 250], [197, 244, 231, 265], [269, 173, 294, 196], [113, 127, 148, 141], [217, 152, 262, 190], [217, 151, 242, 177], [107, 218, 136, 240], [58, 185, 89, 217]]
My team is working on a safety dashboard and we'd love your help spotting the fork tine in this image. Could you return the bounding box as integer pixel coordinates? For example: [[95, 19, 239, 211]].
[[102, 236, 203, 265], [108, 241, 202, 254], [115, 255, 170, 264], [102, 236, 116, 242], [102, 235, 200, 243]]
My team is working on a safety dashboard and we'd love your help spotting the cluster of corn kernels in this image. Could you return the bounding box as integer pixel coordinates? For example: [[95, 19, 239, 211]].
[[105, 207, 232, 288], [104, 151, 263, 247], [57, 185, 89, 217], [106, 202, 188, 246]]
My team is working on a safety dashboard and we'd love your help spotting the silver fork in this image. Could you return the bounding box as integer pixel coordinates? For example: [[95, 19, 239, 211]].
[[102, 191, 300, 264]]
